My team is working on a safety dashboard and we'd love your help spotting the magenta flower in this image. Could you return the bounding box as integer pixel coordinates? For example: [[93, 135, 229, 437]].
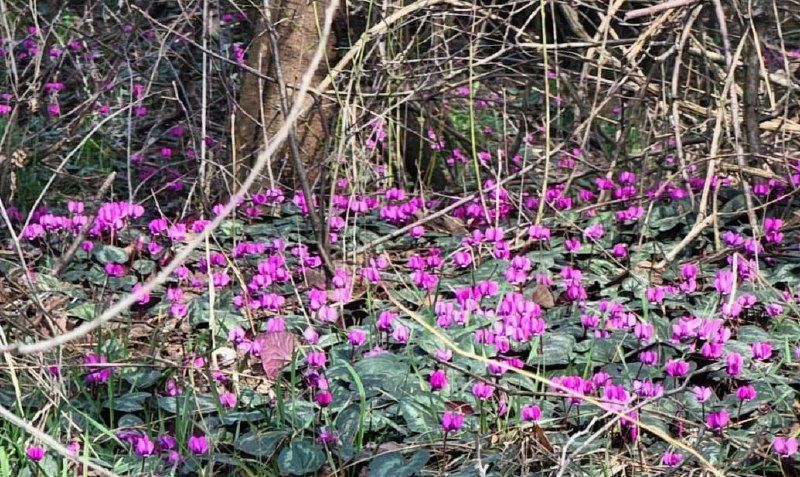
[[104, 263, 125, 278], [219, 391, 237, 409], [471, 381, 495, 401], [441, 412, 464, 432], [316, 391, 333, 407], [706, 409, 729, 430], [665, 359, 689, 377], [316, 305, 338, 323], [751, 342, 772, 360], [764, 217, 784, 243], [187, 435, 208, 455], [452, 250, 473, 268], [26, 445, 45, 462], [714, 269, 734, 295], [429, 370, 447, 391], [392, 324, 410, 343], [347, 328, 367, 347], [736, 385, 756, 401], [726, 352, 743, 376], [307, 351, 327, 368], [583, 223, 604, 240], [661, 451, 682, 467], [85, 353, 113, 385], [638, 351, 658, 366], [564, 238, 581, 253], [693, 386, 713, 403], [773, 436, 798, 457], [611, 243, 628, 258], [601, 384, 631, 412], [134, 435, 155, 457], [520, 404, 542, 422]]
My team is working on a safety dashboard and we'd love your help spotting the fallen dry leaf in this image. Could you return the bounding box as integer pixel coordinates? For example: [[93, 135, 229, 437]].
[[260, 330, 296, 380]]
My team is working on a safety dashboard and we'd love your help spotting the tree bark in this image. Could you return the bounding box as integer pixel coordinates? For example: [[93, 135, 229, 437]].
[[233, 1, 334, 187]]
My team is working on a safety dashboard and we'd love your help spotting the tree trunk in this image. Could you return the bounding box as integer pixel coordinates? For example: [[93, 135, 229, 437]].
[[233, 1, 334, 187]]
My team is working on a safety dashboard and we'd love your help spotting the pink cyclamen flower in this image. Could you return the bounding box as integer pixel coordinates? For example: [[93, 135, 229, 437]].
[[714, 269, 734, 295], [85, 353, 113, 385], [736, 385, 756, 401], [661, 451, 682, 467], [564, 238, 581, 253], [429, 369, 447, 391], [307, 351, 327, 368], [471, 382, 495, 400], [187, 435, 208, 454], [347, 328, 367, 347], [219, 391, 237, 409], [706, 409, 729, 430], [665, 359, 689, 377], [611, 243, 628, 258], [751, 342, 772, 360], [441, 412, 464, 432], [772, 436, 798, 457], [26, 446, 45, 462], [520, 404, 542, 422], [316, 391, 333, 407], [693, 386, 713, 403], [584, 223, 604, 240], [134, 435, 155, 456], [726, 352, 743, 376]]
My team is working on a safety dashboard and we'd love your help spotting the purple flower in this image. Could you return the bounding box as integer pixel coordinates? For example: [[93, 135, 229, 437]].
[[520, 404, 542, 422], [429, 370, 447, 391], [317, 427, 338, 445], [638, 350, 658, 366], [134, 435, 155, 456], [693, 386, 713, 403], [584, 223, 604, 240], [773, 436, 798, 457], [219, 391, 237, 409], [564, 238, 581, 253], [158, 435, 177, 451], [471, 381, 495, 401], [665, 359, 689, 377], [706, 409, 729, 430], [187, 435, 208, 455], [726, 352, 743, 376], [347, 328, 367, 347], [307, 351, 327, 368], [661, 451, 682, 467], [736, 385, 756, 401], [26, 446, 45, 462], [528, 225, 551, 241], [441, 412, 464, 432], [611, 243, 628, 258], [316, 391, 333, 407], [751, 342, 772, 360], [391, 324, 410, 343], [714, 269, 734, 295], [85, 353, 113, 385]]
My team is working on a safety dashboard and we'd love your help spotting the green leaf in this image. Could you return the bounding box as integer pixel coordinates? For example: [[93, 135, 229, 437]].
[[157, 393, 217, 414], [234, 430, 289, 457], [368, 450, 430, 477], [282, 399, 316, 429], [94, 245, 129, 264], [123, 369, 162, 389], [67, 302, 97, 321], [399, 399, 438, 434], [528, 333, 575, 366], [277, 438, 325, 475], [132, 259, 155, 275], [107, 392, 150, 412]]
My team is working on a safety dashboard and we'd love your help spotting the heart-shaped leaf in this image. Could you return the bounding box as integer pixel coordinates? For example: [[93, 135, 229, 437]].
[[261, 330, 296, 379]]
